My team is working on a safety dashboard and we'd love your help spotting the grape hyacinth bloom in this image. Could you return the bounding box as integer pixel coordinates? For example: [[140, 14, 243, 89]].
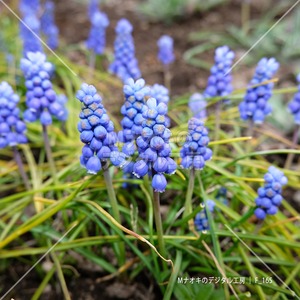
[[21, 52, 67, 125], [41, 1, 59, 50], [254, 166, 288, 220], [0, 82, 27, 149], [150, 84, 170, 127], [180, 118, 213, 170], [239, 58, 279, 124], [20, 0, 40, 15], [86, 10, 109, 55], [109, 19, 141, 82], [88, 0, 99, 18], [133, 97, 177, 192], [194, 200, 215, 231], [204, 46, 235, 100], [157, 35, 174, 66], [288, 73, 300, 124], [20, 13, 43, 54], [118, 78, 150, 156], [188, 93, 207, 119], [76, 83, 123, 174]]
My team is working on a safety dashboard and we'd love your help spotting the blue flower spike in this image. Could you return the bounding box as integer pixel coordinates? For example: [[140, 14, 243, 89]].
[[132, 96, 177, 192], [194, 199, 215, 231], [180, 118, 212, 170], [86, 10, 109, 55], [157, 35, 175, 66], [288, 73, 300, 124], [0, 82, 27, 149], [254, 166, 288, 220], [109, 19, 141, 82], [41, 1, 59, 50], [21, 52, 68, 125], [239, 58, 279, 124], [204, 45, 235, 100], [76, 83, 124, 174], [189, 93, 207, 119]]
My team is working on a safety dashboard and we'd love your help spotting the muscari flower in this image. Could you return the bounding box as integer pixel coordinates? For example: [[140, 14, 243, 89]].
[[157, 35, 174, 66], [21, 52, 68, 125], [118, 78, 150, 156], [254, 166, 288, 220], [180, 118, 212, 170], [109, 18, 141, 82], [20, 0, 40, 15], [150, 84, 171, 127], [204, 45, 235, 100], [188, 93, 207, 119], [288, 73, 300, 124], [194, 199, 215, 231], [41, 0, 59, 50], [88, 0, 99, 18], [77, 83, 124, 174], [133, 97, 177, 192], [86, 10, 109, 55], [239, 57, 279, 124], [0, 82, 27, 148], [20, 13, 43, 55]]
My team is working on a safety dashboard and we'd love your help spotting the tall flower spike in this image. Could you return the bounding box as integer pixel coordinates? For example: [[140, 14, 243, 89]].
[[288, 73, 300, 124], [109, 19, 141, 82], [180, 118, 212, 170], [0, 82, 27, 148], [76, 83, 123, 174], [239, 58, 279, 124], [189, 93, 207, 119], [254, 166, 288, 220], [20, 13, 43, 54], [21, 52, 68, 125], [204, 46, 235, 100], [150, 84, 170, 127], [88, 0, 99, 18], [194, 200, 215, 231], [157, 35, 174, 66], [86, 10, 109, 55], [133, 97, 177, 192], [41, 1, 59, 50], [118, 78, 150, 156]]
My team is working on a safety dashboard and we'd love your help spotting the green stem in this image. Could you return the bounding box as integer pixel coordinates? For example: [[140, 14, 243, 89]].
[[214, 101, 221, 156], [12, 146, 30, 190], [284, 124, 299, 169], [164, 64, 171, 92], [241, 1, 251, 35], [152, 190, 167, 259], [103, 166, 125, 265], [89, 51, 96, 81], [183, 168, 195, 220], [42, 125, 57, 184]]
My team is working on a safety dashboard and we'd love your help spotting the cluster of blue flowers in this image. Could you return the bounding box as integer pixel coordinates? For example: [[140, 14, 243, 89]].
[[239, 58, 279, 124], [204, 45, 235, 99], [157, 35, 174, 66], [0, 82, 27, 148], [109, 19, 141, 82], [41, 1, 59, 50], [150, 84, 170, 127], [21, 52, 68, 125], [180, 118, 212, 169], [76, 83, 123, 174], [118, 78, 150, 156], [254, 166, 288, 220], [86, 10, 109, 55], [20, 4, 43, 54], [133, 97, 177, 192], [194, 200, 215, 231], [288, 73, 300, 124], [188, 93, 207, 119]]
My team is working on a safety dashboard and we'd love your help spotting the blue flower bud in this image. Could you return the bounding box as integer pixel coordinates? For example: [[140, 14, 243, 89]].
[[86, 156, 101, 174], [133, 160, 149, 178], [152, 173, 167, 192]]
